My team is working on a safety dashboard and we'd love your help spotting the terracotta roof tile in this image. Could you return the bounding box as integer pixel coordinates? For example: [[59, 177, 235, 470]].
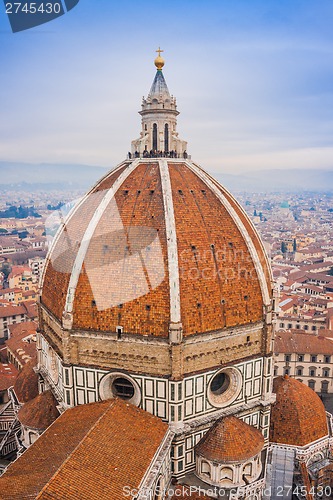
[[0, 304, 26, 319], [0, 363, 18, 391], [7, 321, 37, 338], [195, 415, 264, 463], [0, 287, 22, 295], [270, 376, 328, 446], [18, 390, 59, 430], [22, 301, 38, 319], [0, 398, 168, 500], [13, 360, 39, 403], [6, 321, 37, 365], [274, 331, 333, 355]]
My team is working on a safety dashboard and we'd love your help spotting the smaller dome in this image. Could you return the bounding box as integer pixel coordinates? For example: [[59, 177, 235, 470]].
[[280, 201, 290, 209], [196, 415, 264, 463], [270, 376, 328, 446], [18, 390, 59, 431], [13, 361, 38, 404]]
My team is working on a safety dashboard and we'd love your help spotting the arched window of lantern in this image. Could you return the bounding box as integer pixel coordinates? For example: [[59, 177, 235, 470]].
[[153, 123, 158, 151], [164, 123, 169, 152]]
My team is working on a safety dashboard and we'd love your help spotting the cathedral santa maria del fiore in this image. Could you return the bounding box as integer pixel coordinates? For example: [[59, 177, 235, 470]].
[[1, 53, 333, 500]]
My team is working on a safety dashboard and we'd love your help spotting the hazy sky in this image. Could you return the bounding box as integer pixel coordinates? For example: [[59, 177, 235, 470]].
[[1, 0, 333, 175]]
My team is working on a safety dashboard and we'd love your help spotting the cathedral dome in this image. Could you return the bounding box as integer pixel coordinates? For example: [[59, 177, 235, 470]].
[[196, 415, 264, 463], [41, 159, 272, 338], [270, 376, 328, 446]]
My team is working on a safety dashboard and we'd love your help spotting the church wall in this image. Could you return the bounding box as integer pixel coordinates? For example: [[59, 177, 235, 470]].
[[38, 332, 274, 478], [62, 365, 270, 479], [69, 334, 172, 377], [38, 332, 272, 444], [39, 332, 272, 412], [181, 325, 266, 375], [38, 334, 63, 401], [63, 357, 267, 418], [40, 303, 270, 378]]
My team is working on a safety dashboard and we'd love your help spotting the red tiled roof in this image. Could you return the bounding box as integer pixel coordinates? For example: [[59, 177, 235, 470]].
[[22, 290, 37, 298], [0, 304, 26, 319], [195, 415, 264, 463], [0, 346, 8, 363], [18, 390, 59, 430], [270, 376, 328, 446], [0, 299, 11, 306], [0, 287, 22, 295], [8, 321, 37, 338], [13, 360, 39, 403], [274, 331, 333, 355], [0, 363, 18, 391], [6, 322, 37, 366], [0, 398, 168, 500], [10, 265, 31, 275], [23, 301, 37, 319]]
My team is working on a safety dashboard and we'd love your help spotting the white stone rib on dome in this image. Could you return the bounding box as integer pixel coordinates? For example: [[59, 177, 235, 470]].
[[196, 162, 273, 285], [159, 159, 181, 326], [62, 157, 182, 336], [39, 159, 131, 297], [186, 160, 271, 306], [63, 159, 141, 318]]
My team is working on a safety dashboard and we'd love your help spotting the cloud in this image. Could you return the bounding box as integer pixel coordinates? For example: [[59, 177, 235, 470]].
[[204, 147, 333, 172], [1, 0, 333, 175]]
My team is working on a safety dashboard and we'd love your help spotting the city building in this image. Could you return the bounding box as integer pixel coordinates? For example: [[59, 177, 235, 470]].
[[28, 256, 45, 279], [0, 238, 17, 256], [0, 304, 30, 342], [6, 321, 37, 370], [8, 266, 37, 292], [274, 331, 333, 394]]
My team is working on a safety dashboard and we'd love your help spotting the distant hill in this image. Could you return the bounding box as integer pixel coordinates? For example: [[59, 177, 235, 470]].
[[214, 169, 333, 193], [0, 162, 108, 191], [0, 162, 332, 193]]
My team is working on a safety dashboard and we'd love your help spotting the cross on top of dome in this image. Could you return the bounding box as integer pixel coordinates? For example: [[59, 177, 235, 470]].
[[154, 47, 165, 70]]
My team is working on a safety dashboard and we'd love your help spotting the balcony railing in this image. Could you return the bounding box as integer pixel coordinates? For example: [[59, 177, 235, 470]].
[[127, 151, 191, 160]]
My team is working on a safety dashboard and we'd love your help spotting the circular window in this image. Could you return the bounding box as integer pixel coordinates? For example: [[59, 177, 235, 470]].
[[99, 372, 141, 406], [210, 372, 230, 395], [207, 367, 242, 408], [112, 377, 135, 400]]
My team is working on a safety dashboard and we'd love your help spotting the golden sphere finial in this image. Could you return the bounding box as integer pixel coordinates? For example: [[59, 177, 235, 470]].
[[154, 47, 165, 70]]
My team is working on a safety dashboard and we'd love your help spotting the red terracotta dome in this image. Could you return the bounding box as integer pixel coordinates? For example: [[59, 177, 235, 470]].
[[18, 390, 59, 431], [41, 160, 272, 337], [195, 415, 264, 463], [270, 376, 328, 446], [13, 361, 39, 404]]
